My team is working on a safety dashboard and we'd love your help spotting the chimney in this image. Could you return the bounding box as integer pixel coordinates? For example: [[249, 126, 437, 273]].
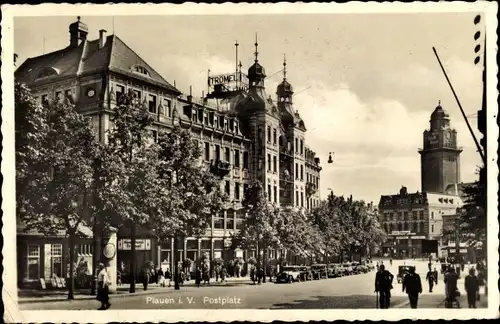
[[99, 29, 107, 49]]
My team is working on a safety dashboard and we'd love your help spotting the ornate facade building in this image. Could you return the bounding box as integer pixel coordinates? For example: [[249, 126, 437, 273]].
[[15, 17, 322, 283]]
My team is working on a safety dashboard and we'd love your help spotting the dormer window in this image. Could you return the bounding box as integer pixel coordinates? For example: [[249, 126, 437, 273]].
[[36, 67, 59, 80], [133, 65, 151, 77]]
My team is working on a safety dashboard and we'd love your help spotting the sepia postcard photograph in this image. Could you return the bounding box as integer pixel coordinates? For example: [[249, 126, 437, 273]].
[[1, 2, 498, 323]]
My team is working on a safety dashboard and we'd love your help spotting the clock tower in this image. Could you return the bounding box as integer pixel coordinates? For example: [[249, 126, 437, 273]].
[[419, 102, 462, 193]]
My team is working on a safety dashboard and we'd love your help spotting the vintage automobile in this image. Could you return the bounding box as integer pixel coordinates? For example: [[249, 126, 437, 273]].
[[299, 266, 313, 281], [311, 264, 328, 280], [397, 265, 415, 283], [277, 266, 302, 283], [342, 262, 354, 276], [327, 264, 343, 278]]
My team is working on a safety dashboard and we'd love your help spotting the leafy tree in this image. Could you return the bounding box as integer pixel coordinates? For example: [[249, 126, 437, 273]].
[[15, 82, 98, 299], [151, 126, 227, 289], [234, 181, 281, 283], [102, 91, 160, 293]]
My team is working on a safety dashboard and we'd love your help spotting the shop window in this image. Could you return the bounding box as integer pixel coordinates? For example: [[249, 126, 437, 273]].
[[27, 244, 40, 280], [201, 240, 211, 250], [51, 244, 63, 278]]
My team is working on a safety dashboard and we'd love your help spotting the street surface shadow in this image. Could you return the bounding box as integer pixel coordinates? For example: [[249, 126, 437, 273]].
[[271, 295, 408, 309]]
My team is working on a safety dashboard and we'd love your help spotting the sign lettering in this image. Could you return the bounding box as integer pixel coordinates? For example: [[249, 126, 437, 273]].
[[118, 239, 151, 251], [208, 73, 238, 87]]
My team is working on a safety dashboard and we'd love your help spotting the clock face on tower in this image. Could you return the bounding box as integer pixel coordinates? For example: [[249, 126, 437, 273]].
[[86, 88, 96, 98]]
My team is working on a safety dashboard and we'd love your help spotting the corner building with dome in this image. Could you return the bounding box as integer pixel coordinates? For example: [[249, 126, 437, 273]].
[[14, 18, 322, 284]]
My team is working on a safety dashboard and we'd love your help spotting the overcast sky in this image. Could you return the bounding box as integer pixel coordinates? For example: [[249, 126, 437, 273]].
[[14, 12, 485, 204]]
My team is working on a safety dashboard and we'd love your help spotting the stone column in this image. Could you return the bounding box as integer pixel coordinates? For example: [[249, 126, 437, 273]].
[[102, 227, 118, 293]]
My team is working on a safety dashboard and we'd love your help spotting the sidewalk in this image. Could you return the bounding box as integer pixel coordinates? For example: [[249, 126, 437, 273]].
[[18, 275, 253, 304]]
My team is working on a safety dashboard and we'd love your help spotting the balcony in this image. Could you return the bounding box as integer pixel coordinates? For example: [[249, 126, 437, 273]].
[[209, 159, 231, 177], [306, 182, 317, 197]]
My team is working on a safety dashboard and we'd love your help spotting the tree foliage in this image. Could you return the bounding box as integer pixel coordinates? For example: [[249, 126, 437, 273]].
[[152, 127, 227, 242], [15, 82, 98, 299], [458, 166, 486, 247], [234, 181, 281, 254]]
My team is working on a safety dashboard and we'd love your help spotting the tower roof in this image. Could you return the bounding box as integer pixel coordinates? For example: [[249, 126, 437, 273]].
[[69, 16, 88, 33], [430, 101, 450, 120], [277, 54, 293, 94]]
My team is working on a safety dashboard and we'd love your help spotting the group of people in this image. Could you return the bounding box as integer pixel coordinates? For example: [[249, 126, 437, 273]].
[[374, 260, 483, 309]]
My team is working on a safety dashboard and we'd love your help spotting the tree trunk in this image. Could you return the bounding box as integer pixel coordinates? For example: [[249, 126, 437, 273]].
[[68, 232, 76, 300], [129, 221, 136, 293], [174, 235, 180, 290], [262, 249, 267, 283]]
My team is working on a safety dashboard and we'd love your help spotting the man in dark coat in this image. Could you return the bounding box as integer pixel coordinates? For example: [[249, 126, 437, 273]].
[[374, 264, 394, 309], [465, 268, 480, 308], [403, 267, 422, 308], [426, 268, 436, 292]]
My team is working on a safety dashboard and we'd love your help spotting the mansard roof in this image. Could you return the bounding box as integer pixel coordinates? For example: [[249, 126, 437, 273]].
[[15, 35, 180, 94]]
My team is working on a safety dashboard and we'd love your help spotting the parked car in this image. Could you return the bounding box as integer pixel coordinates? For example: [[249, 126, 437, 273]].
[[342, 262, 354, 276], [311, 264, 328, 280], [277, 266, 301, 283], [397, 265, 415, 283], [327, 264, 343, 278], [299, 266, 313, 281]]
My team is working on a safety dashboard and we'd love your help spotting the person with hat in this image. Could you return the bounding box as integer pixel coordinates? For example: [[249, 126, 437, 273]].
[[465, 268, 480, 308], [402, 266, 423, 308], [96, 262, 112, 310], [374, 264, 394, 309]]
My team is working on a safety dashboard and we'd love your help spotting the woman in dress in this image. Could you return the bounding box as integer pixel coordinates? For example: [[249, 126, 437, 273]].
[[96, 262, 112, 310]]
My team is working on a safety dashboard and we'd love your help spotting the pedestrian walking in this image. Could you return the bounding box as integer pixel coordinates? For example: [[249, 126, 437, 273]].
[[402, 267, 422, 308], [433, 267, 439, 285], [96, 262, 112, 310], [195, 267, 202, 288], [220, 267, 227, 283], [165, 269, 172, 287], [426, 268, 436, 292], [444, 267, 459, 308], [141, 267, 150, 291], [389, 259, 392, 266], [374, 264, 394, 309], [465, 268, 480, 308], [250, 268, 256, 284], [157, 268, 165, 287]]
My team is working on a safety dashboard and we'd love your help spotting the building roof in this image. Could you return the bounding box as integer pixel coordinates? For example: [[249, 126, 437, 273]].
[[15, 34, 180, 94]]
